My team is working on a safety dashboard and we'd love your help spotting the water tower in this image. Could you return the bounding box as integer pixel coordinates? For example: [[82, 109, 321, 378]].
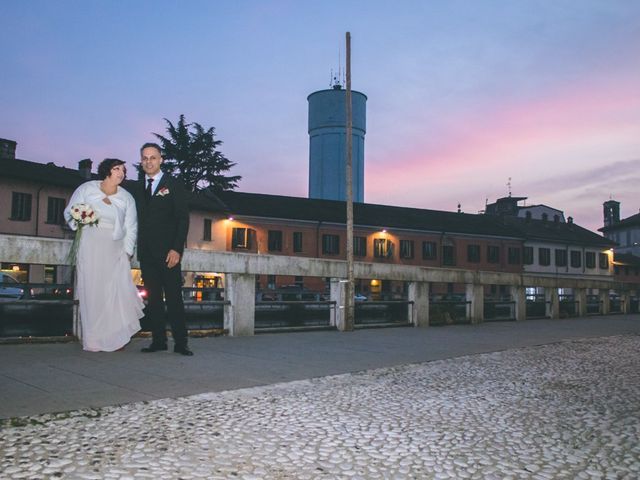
[[307, 80, 367, 202]]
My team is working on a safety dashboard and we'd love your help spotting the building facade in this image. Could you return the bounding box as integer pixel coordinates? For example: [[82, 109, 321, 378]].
[[3, 138, 637, 301]]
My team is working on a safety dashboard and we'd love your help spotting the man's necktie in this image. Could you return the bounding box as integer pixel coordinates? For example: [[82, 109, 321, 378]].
[[146, 178, 154, 201]]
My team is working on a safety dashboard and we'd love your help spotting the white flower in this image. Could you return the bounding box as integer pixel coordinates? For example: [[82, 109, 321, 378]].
[[70, 203, 99, 226]]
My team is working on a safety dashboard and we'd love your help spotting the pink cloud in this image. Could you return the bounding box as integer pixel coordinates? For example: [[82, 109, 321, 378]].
[[366, 74, 640, 209]]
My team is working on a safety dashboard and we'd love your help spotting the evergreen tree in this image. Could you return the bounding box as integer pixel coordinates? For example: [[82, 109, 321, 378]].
[[153, 114, 241, 193]]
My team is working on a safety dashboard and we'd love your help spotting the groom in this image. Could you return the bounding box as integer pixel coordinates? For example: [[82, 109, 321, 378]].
[[136, 142, 193, 356]]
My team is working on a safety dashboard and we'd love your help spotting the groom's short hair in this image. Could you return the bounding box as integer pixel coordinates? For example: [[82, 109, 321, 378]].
[[140, 142, 163, 157]]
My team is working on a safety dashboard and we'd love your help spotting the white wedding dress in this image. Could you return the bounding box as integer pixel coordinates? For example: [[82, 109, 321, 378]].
[[74, 192, 144, 352]]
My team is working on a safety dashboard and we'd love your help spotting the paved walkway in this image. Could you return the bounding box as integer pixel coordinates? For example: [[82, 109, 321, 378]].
[[0, 315, 639, 479], [1, 314, 638, 420]]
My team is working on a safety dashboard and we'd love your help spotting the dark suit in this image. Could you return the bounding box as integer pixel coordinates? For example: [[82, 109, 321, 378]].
[[134, 173, 190, 348]]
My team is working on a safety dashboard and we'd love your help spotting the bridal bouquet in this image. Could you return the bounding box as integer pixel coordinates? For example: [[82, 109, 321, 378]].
[[67, 203, 99, 265]]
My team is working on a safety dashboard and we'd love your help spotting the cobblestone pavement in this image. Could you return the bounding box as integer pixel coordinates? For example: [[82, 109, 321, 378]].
[[1, 335, 639, 480]]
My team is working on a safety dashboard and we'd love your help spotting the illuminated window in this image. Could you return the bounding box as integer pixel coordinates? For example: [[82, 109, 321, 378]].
[[232, 227, 253, 249], [374, 238, 394, 258], [44, 265, 57, 284], [599, 253, 609, 269]]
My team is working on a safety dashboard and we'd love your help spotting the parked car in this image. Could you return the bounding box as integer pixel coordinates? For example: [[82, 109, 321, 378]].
[[354, 293, 368, 301], [0, 272, 25, 300]]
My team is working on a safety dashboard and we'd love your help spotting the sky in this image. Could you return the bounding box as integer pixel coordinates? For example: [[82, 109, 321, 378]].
[[2, 0, 639, 232]]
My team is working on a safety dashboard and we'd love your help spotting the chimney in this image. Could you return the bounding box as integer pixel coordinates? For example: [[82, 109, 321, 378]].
[[567, 216, 573, 224], [78, 159, 92, 179], [0, 138, 17, 160]]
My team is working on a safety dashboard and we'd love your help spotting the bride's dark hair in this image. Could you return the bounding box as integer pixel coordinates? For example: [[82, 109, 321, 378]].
[[98, 158, 127, 180]]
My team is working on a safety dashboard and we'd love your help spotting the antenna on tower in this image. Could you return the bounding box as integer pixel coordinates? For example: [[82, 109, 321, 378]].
[[507, 177, 512, 197], [330, 48, 344, 89]]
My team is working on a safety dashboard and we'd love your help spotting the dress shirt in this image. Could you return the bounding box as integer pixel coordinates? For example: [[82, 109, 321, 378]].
[[145, 172, 164, 197]]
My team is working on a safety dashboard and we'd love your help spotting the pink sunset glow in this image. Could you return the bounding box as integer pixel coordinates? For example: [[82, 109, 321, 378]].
[[366, 73, 640, 230], [2, 1, 639, 233]]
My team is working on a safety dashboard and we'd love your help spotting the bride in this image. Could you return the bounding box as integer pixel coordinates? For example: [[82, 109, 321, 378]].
[[64, 158, 143, 352]]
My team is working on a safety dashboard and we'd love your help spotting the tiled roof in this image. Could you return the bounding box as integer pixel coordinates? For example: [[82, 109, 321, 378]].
[[599, 212, 640, 232], [4, 158, 89, 188], [214, 191, 614, 247], [3, 157, 614, 248], [215, 191, 517, 237], [2, 158, 228, 212], [500, 216, 614, 248], [613, 252, 640, 267]]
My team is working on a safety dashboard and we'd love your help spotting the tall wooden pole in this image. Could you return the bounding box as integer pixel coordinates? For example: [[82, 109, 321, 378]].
[[344, 31, 355, 331]]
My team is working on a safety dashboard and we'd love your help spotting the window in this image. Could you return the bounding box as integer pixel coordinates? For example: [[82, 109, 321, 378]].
[[508, 247, 521, 265], [586, 251, 596, 269], [400, 240, 414, 259], [293, 232, 303, 253], [467, 244, 480, 262], [599, 252, 609, 269], [203, 219, 212, 241], [374, 238, 394, 258], [322, 234, 340, 255], [46, 197, 66, 225], [570, 250, 581, 268], [539, 248, 551, 266], [353, 236, 366, 257], [294, 276, 304, 287], [422, 241, 437, 260], [268, 230, 283, 252], [487, 246, 500, 264], [267, 275, 276, 289], [442, 245, 455, 266], [11, 192, 32, 221], [555, 249, 567, 267], [44, 265, 57, 284], [232, 227, 251, 249], [523, 246, 534, 265]]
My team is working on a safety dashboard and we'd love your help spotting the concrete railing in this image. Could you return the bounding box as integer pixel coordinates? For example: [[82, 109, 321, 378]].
[[1, 234, 636, 336]]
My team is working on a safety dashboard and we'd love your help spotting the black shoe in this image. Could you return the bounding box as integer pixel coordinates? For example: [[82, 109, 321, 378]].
[[174, 345, 194, 356], [141, 343, 168, 353]]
